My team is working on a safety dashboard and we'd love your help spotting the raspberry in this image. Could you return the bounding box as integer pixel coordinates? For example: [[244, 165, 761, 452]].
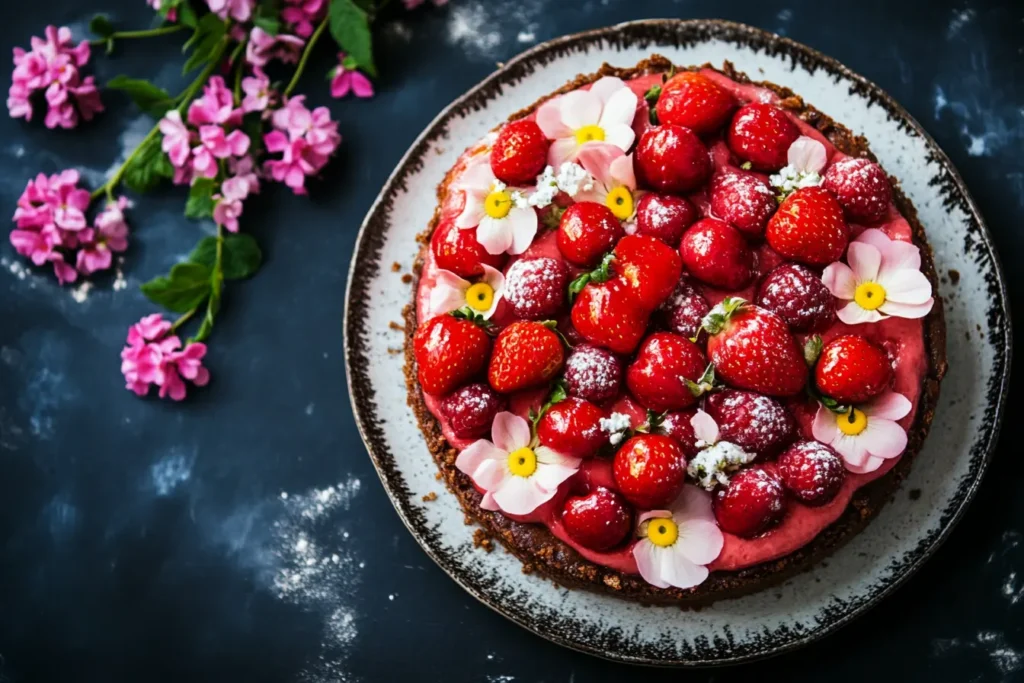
[[657, 278, 710, 338], [713, 466, 787, 537], [704, 390, 796, 460], [439, 383, 505, 439], [561, 487, 634, 551], [503, 257, 569, 320], [634, 193, 697, 247], [709, 171, 777, 237], [756, 263, 836, 333], [562, 344, 623, 404], [776, 440, 845, 506], [822, 157, 892, 223], [656, 408, 700, 457]]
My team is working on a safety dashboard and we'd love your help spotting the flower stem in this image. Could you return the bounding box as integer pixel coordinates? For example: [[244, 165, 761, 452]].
[[89, 24, 187, 46], [283, 17, 329, 98], [169, 307, 197, 333]]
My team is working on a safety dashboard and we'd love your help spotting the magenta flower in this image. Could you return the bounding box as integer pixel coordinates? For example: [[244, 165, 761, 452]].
[[212, 176, 251, 232], [263, 131, 317, 194], [205, 0, 256, 22], [228, 155, 261, 195], [245, 27, 304, 68], [198, 124, 251, 159], [120, 313, 210, 400], [159, 110, 193, 168], [241, 67, 273, 113], [76, 197, 129, 275], [403, 0, 449, 8], [187, 76, 240, 127], [263, 96, 340, 194], [330, 53, 374, 99], [282, 0, 327, 38]]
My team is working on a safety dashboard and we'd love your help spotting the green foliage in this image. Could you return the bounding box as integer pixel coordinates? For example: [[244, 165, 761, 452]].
[[106, 76, 175, 117], [122, 135, 175, 193], [328, 0, 376, 77], [141, 262, 212, 313], [185, 178, 217, 219], [189, 234, 263, 280], [182, 13, 227, 74]]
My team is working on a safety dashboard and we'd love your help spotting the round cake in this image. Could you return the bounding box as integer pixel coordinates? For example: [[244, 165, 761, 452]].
[[405, 56, 946, 605]]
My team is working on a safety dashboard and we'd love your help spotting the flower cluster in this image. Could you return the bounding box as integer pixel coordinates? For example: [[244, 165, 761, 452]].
[[121, 314, 210, 401], [330, 53, 374, 99], [246, 27, 305, 67], [205, 0, 256, 22], [8, 25, 103, 129], [264, 96, 342, 195], [282, 0, 327, 38], [403, 0, 450, 8]]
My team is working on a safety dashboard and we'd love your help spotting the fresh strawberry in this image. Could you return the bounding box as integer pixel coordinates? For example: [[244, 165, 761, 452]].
[[656, 408, 701, 457], [571, 278, 649, 355], [776, 440, 845, 506], [756, 263, 836, 332], [561, 487, 634, 551], [655, 71, 736, 134], [634, 192, 696, 246], [503, 257, 568, 320], [814, 334, 893, 403], [557, 201, 625, 268], [414, 313, 492, 395], [612, 434, 686, 509], [726, 103, 801, 171], [678, 217, 755, 290], [537, 397, 607, 458], [634, 124, 712, 193], [709, 171, 777, 237], [657, 278, 710, 338], [702, 298, 808, 397], [430, 218, 508, 278], [704, 389, 796, 459], [439, 383, 505, 439], [563, 343, 623, 404], [713, 466, 787, 537], [488, 321, 564, 393], [626, 332, 708, 412], [766, 187, 849, 266], [612, 234, 683, 312], [490, 118, 550, 186], [822, 157, 892, 223]]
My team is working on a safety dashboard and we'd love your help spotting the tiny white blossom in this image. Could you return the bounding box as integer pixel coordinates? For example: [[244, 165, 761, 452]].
[[687, 442, 755, 491], [491, 179, 508, 193], [770, 164, 822, 197], [528, 166, 559, 209], [510, 190, 529, 209], [600, 412, 631, 434], [555, 162, 592, 196]]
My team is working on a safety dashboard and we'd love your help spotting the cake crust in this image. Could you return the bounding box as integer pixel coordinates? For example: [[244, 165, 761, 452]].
[[403, 56, 947, 606]]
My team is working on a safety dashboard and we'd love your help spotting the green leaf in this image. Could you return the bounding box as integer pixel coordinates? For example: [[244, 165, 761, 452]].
[[140, 262, 212, 313], [185, 178, 217, 219], [89, 14, 115, 38], [328, 0, 377, 77], [253, 15, 280, 35], [106, 75, 175, 117], [176, 2, 198, 28], [189, 234, 263, 280], [122, 135, 175, 194], [192, 266, 222, 342], [182, 13, 227, 75]]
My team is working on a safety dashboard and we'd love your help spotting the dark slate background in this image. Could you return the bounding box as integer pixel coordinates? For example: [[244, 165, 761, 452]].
[[1, 1, 1021, 681]]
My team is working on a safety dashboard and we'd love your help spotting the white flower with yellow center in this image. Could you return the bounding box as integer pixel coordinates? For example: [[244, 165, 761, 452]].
[[632, 485, 724, 590], [812, 391, 912, 473], [427, 265, 505, 320], [455, 159, 538, 256], [575, 142, 640, 223], [535, 76, 639, 167]]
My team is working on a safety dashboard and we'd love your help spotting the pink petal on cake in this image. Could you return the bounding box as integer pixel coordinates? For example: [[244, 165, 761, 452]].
[[559, 90, 602, 131], [476, 216, 514, 255], [548, 137, 580, 167], [531, 462, 580, 492], [456, 193, 485, 229], [633, 539, 670, 589], [670, 485, 717, 525], [879, 299, 934, 319], [637, 510, 673, 524], [878, 268, 932, 305], [536, 97, 572, 139], [865, 391, 913, 421], [457, 160, 496, 192], [832, 433, 871, 470], [609, 153, 636, 190], [479, 264, 506, 318], [455, 439, 506, 478], [822, 261, 857, 299], [491, 411, 530, 453], [589, 76, 628, 104], [577, 142, 622, 193], [811, 404, 840, 444], [492, 475, 554, 515], [598, 87, 639, 130], [603, 123, 636, 154], [859, 418, 908, 459], [689, 409, 719, 446], [428, 270, 470, 317], [787, 136, 827, 173], [877, 238, 921, 272], [480, 491, 500, 511], [847, 242, 882, 283], [658, 545, 708, 589], [675, 519, 723, 566], [845, 454, 885, 475], [470, 457, 508, 491], [535, 446, 582, 469], [506, 207, 538, 255], [836, 301, 885, 325]]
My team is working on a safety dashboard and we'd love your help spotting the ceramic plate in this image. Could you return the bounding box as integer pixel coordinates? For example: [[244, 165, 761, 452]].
[[344, 19, 1011, 665]]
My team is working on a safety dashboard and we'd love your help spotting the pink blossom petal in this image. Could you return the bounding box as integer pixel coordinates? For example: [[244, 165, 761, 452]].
[[877, 268, 932, 305], [531, 462, 580, 492], [822, 261, 857, 300], [674, 519, 723, 566], [597, 87, 639, 130], [534, 446, 582, 469], [547, 137, 579, 167], [492, 475, 553, 515], [455, 438, 506, 481], [558, 90, 602, 130], [811, 404, 839, 444], [864, 391, 912, 421], [856, 229, 922, 272], [350, 71, 374, 98], [468, 455, 508, 492], [455, 193, 485, 229], [846, 454, 885, 475], [427, 272, 469, 318], [847, 242, 882, 283], [831, 433, 871, 469], [589, 76, 628, 104], [535, 98, 572, 140], [603, 123, 636, 154], [670, 484, 717, 525], [659, 544, 710, 589], [787, 136, 827, 173], [491, 411, 530, 453], [456, 161, 497, 193], [878, 299, 934, 319], [859, 418, 907, 459], [577, 142, 622, 194], [506, 207, 538, 255], [476, 216, 514, 256], [609, 153, 636, 191], [836, 301, 885, 325], [479, 264, 506, 319], [480, 491, 500, 511], [689, 409, 719, 446], [633, 539, 671, 589]]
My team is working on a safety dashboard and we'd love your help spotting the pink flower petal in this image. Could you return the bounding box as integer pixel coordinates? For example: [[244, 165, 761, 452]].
[[479, 264, 506, 319], [609, 153, 636, 191], [633, 539, 671, 589], [492, 475, 554, 515], [847, 242, 882, 283], [857, 229, 921, 271], [455, 193, 485, 229], [558, 90, 602, 130], [589, 76, 628, 104], [547, 137, 579, 167], [878, 299, 933, 319], [535, 446, 582, 470], [836, 301, 885, 325], [602, 123, 636, 154], [878, 268, 932, 305], [480, 491, 500, 511], [455, 438, 506, 483], [787, 136, 827, 174], [637, 509, 673, 524], [832, 433, 871, 469], [576, 142, 622, 194], [476, 216, 514, 255], [531, 462, 580, 492], [670, 484, 717, 525], [491, 411, 530, 453], [859, 418, 907, 459], [535, 98, 573, 140], [455, 160, 495, 193], [598, 87, 639, 130], [864, 391, 912, 421], [689, 409, 719, 446], [427, 272, 469, 318], [674, 519, 723, 566], [469, 456, 507, 491], [822, 261, 857, 300], [846, 454, 885, 475], [811, 404, 839, 444], [659, 544, 710, 589], [506, 207, 538, 255]]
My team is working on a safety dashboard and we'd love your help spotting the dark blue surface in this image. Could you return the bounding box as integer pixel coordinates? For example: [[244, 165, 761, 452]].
[[1, 1, 1022, 681]]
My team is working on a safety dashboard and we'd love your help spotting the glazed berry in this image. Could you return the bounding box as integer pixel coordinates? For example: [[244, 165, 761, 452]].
[[727, 103, 801, 171], [704, 390, 796, 459], [756, 263, 836, 333], [709, 171, 777, 237], [430, 218, 508, 278], [713, 466, 787, 537], [776, 440, 846, 506], [678, 218, 755, 290], [655, 71, 736, 134], [657, 278, 711, 338], [822, 157, 892, 223], [414, 314, 492, 395], [626, 332, 707, 412], [490, 119, 550, 186], [504, 257, 569, 319], [612, 434, 686, 509], [538, 397, 608, 458], [571, 278, 649, 355], [439, 383, 505, 439], [561, 487, 634, 551], [634, 124, 712, 193], [488, 321, 564, 393], [612, 234, 683, 312], [767, 187, 849, 266], [814, 334, 893, 403], [634, 192, 697, 247], [557, 201, 625, 268], [563, 344, 623, 404], [657, 408, 701, 457]]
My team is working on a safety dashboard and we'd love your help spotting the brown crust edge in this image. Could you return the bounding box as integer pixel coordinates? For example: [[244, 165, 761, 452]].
[[402, 56, 947, 607]]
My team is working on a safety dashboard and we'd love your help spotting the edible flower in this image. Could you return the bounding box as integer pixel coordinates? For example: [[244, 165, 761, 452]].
[[427, 265, 505, 320], [575, 142, 639, 222], [685, 409, 754, 490], [812, 391, 912, 473], [455, 159, 537, 255], [633, 485, 724, 590], [536, 76, 638, 167]]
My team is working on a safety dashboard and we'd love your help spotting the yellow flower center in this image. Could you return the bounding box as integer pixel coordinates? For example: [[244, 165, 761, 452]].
[[574, 124, 606, 145], [854, 282, 887, 311], [484, 190, 513, 219], [507, 447, 538, 477], [837, 408, 868, 436], [605, 186, 634, 220], [645, 517, 679, 548], [465, 282, 494, 312]]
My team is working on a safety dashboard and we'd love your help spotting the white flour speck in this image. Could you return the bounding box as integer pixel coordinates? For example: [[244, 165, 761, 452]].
[[2, 257, 30, 281], [71, 280, 92, 303], [150, 449, 194, 495], [447, 3, 502, 59], [947, 8, 976, 39], [516, 31, 535, 43]]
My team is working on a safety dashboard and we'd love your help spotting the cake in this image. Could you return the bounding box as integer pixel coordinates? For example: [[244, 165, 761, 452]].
[[405, 56, 946, 605]]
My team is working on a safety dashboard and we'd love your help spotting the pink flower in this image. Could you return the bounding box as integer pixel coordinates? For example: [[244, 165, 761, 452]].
[[159, 110, 193, 168], [330, 53, 374, 99], [205, 0, 256, 22], [455, 159, 537, 255], [263, 97, 341, 194], [403, 0, 449, 8], [159, 343, 211, 400], [245, 27, 304, 68], [632, 486, 724, 590], [120, 314, 210, 400], [455, 412, 581, 515], [282, 0, 327, 38], [76, 197, 129, 275], [575, 143, 638, 222], [127, 313, 172, 346], [536, 76, 638, 166], [769, 136, 828, 198], [822, 228, 934, 324], [187, 76, 240, 127], [241, 67, 273, 113], [198, 125, 251, 159], [212, 176, 251, 232], [812, 391, 912, 474], [427, 265, 505, 320], [683, 410, 755, 490], [228, 155, 261, 194], [263, 131, 317, 194], [147, 0, 178, 21]]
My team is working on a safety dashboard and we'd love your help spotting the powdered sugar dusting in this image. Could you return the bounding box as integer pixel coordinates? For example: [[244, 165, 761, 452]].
[[563, 344, 622, 403], [503, 257, 567, 319]]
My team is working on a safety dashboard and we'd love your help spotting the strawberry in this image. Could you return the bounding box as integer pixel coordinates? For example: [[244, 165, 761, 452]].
[[414, 313, 492, 395], [756, 263, 836, 333], [612, 434, 686, 509], [634, 124, 712, 193], [626, 332, 708, 412], [561, 487, 634, 551], [822, 157, 892, 223], [655, 71, 736, 134], [612, 234, 683, 312], [656, 408, 701, 457], [726, 103, 801, 171], [571, 278, 649, 355], [490, 118, 550, 186], [430, 218, 508, 278], [678, 217, 755, 290], [814, 334, 893, 403], [563, 343, 623, 404], [557, 201, 625, 268], [439, 383, 505, 439], [704, 389, 795, 460], [657, 278, 710, 338], [488, 321, 564, 393], [776, 440, 845, 506], [713, 466, 787, 537], [702, 298, 808, 397], [503, 257, 568, 320], [766, 187, 849, 266], [634, 192, 696, 246], [537, 397, 607, 458], [709, 171, 777, 237]]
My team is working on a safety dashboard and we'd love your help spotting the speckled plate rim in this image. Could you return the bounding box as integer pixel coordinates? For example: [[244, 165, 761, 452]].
[[343, 18, 1012, 666]]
